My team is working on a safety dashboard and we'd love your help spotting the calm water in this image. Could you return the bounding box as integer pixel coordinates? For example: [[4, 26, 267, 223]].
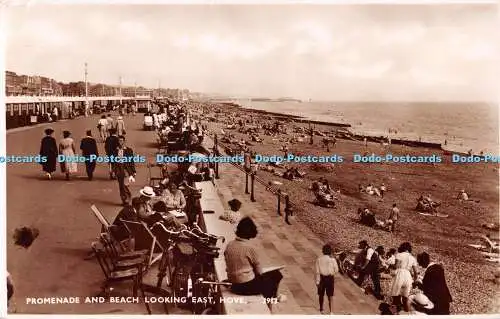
[[239, 101, 499, 154]]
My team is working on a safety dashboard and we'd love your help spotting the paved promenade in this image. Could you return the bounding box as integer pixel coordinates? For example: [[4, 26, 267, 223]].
[[6, 113, 168, 314]]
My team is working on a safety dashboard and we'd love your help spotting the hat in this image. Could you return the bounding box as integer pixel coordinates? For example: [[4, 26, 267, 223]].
[[409, 293, 434, 310], [228, 199, 242, 212], [139, 186, 155, 197], [45, 127, 54, 135], [13, 227, 40, 248]]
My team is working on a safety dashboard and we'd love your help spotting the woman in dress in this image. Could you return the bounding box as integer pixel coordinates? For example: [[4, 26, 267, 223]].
[[389, 242, 419, 313], [39, 128, 58, 180], [59, 130, 77, 180], [224, 217, 285, 312]]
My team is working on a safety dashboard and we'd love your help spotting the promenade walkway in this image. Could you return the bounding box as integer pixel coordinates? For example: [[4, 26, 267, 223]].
[[212, 161, 379, 314]]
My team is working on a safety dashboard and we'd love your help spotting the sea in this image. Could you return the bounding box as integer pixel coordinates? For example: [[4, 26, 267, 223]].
[[238, 100, 499, 155]]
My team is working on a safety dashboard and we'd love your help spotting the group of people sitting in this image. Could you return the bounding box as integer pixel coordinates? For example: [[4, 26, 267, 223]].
[[358, 204, 398, 232], [340, 240, 452, 315], [282, 167, 306, 180], [359, 183, 386, 198], [416, 194, 441, 213], [311, 178, 338, 208]]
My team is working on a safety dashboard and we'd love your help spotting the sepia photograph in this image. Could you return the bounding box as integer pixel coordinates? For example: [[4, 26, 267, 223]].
[[3, 2, 499, 316]]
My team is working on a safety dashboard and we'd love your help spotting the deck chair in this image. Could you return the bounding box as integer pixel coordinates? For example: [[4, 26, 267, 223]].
[[481, 235, 500, 253], [120, 219, 164, 268], [91, 242, 141, 297], [99, 233, 148, 269], [90, 204, 128, 251], [148, 163, 165, 188]]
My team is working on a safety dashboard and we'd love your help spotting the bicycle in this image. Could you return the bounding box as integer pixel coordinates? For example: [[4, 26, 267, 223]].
[[151, 222, 225, 313]]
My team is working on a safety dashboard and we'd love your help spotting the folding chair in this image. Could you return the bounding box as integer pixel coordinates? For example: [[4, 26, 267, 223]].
[[481, 235, 500, 253], [91, 242, 141, 297], [147, 163, 164, 188], [99, 233, 147, 269], [121, 219, 164, 268], [141, 284, 173, 314]]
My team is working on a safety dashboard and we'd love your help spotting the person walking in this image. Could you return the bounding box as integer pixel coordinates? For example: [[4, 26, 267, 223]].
[[416, 252, 452, 315], [97, 115, 108, 142], [105, 128, 120, 179], [106, 114, 114, 133], [356, 240, 383, 300], [39, 128, 58, 180], [388, 203, 399, 232], [52, 106, 59, 122], [315, 244, 339, 314], [59, 130, 77, 180], [389, 242, 419, 313], [116, 116, 126, 136], [80, 130, 98, 180], [112, 135, 136, 205]]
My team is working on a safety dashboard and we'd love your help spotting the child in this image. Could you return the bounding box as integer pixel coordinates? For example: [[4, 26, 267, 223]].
[[315, 244, 339, 314]]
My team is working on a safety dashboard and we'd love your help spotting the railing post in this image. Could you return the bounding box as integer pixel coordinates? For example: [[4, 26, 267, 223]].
[[214, 134, 220, 179], [245, 170, 249, 194], [277, 189, 282, 216], [284, 194, 292, 225], [250, 173, 255, 202]]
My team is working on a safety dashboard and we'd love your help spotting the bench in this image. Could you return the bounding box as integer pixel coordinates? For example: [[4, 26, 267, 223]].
[[195, 181, 271, 315]]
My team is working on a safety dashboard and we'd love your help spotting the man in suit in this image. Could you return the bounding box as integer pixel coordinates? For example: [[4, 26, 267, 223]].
[[105, 128, 120, 179], [112, 135, 136, 205], [80, 130, 98, 180], [416, 252, 452, 315]]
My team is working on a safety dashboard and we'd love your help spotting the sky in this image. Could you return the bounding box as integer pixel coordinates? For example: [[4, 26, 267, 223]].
[[3, 3, 499, 101]]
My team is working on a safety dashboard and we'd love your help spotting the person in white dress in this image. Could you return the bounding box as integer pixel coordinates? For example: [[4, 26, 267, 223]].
[[59, 131, 78, 180], [389, 242, 419, 313]]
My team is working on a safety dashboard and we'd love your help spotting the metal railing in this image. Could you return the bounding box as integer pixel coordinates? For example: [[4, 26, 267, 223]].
[[210, 133, 294, 225]]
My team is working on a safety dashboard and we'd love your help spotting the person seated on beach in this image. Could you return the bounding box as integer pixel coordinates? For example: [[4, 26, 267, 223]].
[[366, 184, 374, 193], [416, 196, 429, 211], [224, 217, 285, 312], [283, 168, 296, 180], [364, 184, 381, 197], [359, 208, 377, 227], [457, 189, 470, 201], [424, 194, 440, 209]]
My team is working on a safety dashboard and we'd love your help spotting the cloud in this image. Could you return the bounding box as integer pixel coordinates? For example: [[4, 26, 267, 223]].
[[117, 20, 152, 42], [333, 61, 394, 79], [4, 4, 498, 101]]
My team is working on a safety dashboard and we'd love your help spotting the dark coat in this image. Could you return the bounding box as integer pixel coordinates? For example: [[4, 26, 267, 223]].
[[105, 135, 120, 156], [112, 146, 136, 177], [111, 206, 138, 241], [423, 263, 452, 314], [80, 137, 99, 157], [39, 136, 58, 173]]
